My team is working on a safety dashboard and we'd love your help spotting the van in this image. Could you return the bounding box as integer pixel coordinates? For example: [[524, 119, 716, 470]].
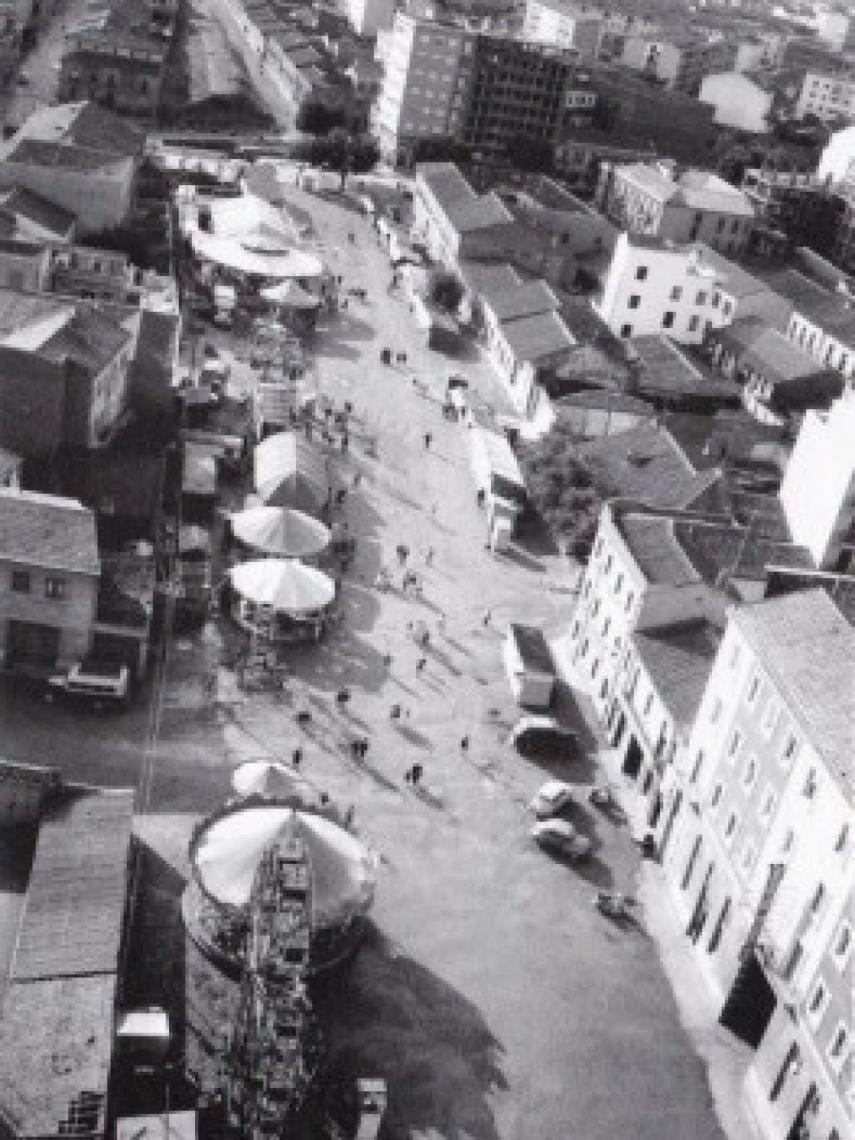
[[49, 661, 131, 707], [510, 715, 577, 762]]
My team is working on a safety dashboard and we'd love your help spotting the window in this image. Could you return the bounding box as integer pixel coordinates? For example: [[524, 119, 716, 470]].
[[620, 323, 633, 338], [781, 732, 799, 768], [625, 591, 635, 613], [690, 749, 704, 784], [602, 617, 611, 637], [11, 570, 30, 593], [724, 811, 738, 844], [614, 573, 623, 596], [712, 291, 721, 308], [688, 315, 700, 332], [670, 285, 683, 300], [834, 823, 849, 853], [781, 827, 796, 855], [728, 642, 741, 670], [628, 294, 640, 309], [746, 673, 762, 706], [695, 290, 707, 305], [727, 729, 743, 763], [730, 219, 740, 234], [643, 692, 654, 716], [591, 657, 600, 679], [808, 882, 826, 922], [581, 638, 589, 659], [740, 841, 756, 875], [662, 311, 675, 329], [760, 698, 780, 738], [635, 266, 648, 281], [709, 696, 722, 724], [827, 1024, 849, 1074], [802, 767, 817, 799], [710, 783, 723, 810], [605, 555, 613, 574], [44, 577, 66, 600], [742, 754, 757, 791], [759, 785, 776, 823], [833, 922, 852, 970], [806, 978, 829, 1029]]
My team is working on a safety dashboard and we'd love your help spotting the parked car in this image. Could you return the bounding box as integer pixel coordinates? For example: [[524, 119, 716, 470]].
[[528, 779, 575, 819], [48, 661, 130, 708], [531, 819, 592, 861], [511, 715, 578, 762]]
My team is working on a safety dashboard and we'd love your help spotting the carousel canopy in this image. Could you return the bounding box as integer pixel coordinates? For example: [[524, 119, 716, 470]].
[[229, 558, 335, 614], [231, 505, 330, 558], [191, 230, 325, 280], [231, 760, 303, 800], [193, 805, 376, 929], [206, 192, 302, 244], [254, 431, 329, 515], [260, 280, 321, 308]]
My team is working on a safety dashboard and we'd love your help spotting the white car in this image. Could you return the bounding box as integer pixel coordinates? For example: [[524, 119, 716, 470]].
[[528, 779, 575, 819], [531, 819, 592, 861]]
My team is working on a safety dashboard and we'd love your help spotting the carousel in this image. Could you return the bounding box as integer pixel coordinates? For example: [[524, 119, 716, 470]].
[[182, 795, 377, 975], [227, 558, 335, 641], [230, 505, 331, 561]]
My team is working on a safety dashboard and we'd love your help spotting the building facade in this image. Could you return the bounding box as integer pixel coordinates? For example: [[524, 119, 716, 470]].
[[795, 71, 855, 123], [521, 0, 602, 58], [659, 590, 853, 1140], [0, 488, 101, 670]]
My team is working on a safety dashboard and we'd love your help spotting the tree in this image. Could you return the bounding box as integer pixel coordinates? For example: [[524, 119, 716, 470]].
[[410, 137, 472, 166], [293, 130, 379, 187], [296, 98, 347, 136]]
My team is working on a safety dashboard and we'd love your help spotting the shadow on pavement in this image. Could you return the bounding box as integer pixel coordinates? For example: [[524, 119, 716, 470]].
[[499, 545, 546, 573], [313, 922, 506, 1140]]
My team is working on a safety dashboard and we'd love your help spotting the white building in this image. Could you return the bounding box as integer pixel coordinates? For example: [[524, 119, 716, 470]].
[[345, 0, 394, 37], [594, 233, 720, 344], [521, 0, 602, 57], [817, 125, 855, 184], [699, 72, 773, 134], [779, 393, 855, 571], [795, 72, 855, 124], [816, 9, 855, 53], [661, 589, 854, 1140]]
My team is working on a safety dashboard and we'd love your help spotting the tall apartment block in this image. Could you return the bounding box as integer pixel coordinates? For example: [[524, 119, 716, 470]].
[[372, 14, 580, 163]]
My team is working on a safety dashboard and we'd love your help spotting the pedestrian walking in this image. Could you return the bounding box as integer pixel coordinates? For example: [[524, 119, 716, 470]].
[[320, 792, 330, 806], [424, 432, 432, 450], [411, 763, 423, 786], [350, 739, 362, 761], [482, 609, 492, 627], [292, 747, 302, 769], [390, 703, 402, 720], [341, 432, 349, 452], [359, 738, 369, 759], [336, 688, 351, 709], [382, 652, 393, 672], [416, 657, 427, 673], [477, 488, 486, 508], [425, 547, 434, 567], [353, 471, 362, 488], [460, 735, 470, 752], [343, 805, 355, 828]]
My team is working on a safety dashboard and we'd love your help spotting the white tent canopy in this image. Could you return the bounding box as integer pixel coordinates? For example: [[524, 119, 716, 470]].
[[191, 231, 325, 280], [261, 280, 321, 308], [254, 431, 330, 515], [193, 805, 376, 929], [229, 558, 335, 614], [231, 505, 330, 558], [231, 760, 303, 800]]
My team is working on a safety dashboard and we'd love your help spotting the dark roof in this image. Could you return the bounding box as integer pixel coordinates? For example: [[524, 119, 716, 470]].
[[631, 335, 740, 402], [733, 590, 855, 793], [5, 138, 133, 172], [3, 185, 77, 235], [483, 279, 557, 322], [0, 488, 100, 573], [0, 236, 43, 256], [675, 518, 814, 582], [760, 267, 855, 339], [664, 410, 789, 468], [556, 389, 653, 414], [510, 623, 556, 675], [500, 310, 574, 361], [634, 618, 722, 728], [39, 101, 144, 158], [740, 328, 831, 385], [618, 512, 701, 585], [11, 786, 134, 981], [42, 307, 131, 375], [578, 423, 723, 511], [458, 260, 521, 297]]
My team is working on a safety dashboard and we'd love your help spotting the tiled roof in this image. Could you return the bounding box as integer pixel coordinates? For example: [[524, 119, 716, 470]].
[[42, 308, 131, 375], [578, 423, 723, 510], [0, 488, 99, 573], [674, 517, 814, 581], [11, 786, 133, 980], [632, 335, 740, 401], [618, 512, 701, 585], [483, 279, 557, 322], [762, 268, 855, 339], [5, 138, 132, 172], [733, 589, 855, 795], [634, 617, 723, 728], [499, 309, 574, 362], [418, 163, 513, 234], [740, 328, 831, 385], [13, 100, 144, 158], [458, 260, 521, 297], [2, 186, 77, 236]]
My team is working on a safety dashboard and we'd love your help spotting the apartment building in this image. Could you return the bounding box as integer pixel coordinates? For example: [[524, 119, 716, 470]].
[[660, 589, 853, 1140], [620, 33, 736, 96], [371, 14, 582, 162], [594, 234, 721, 344], [741, 167, 844, 253], [795, 71, 855, 123], [780, 393, 855, 572], [0, 488, 100, 669], [596, 162, 755, 255], [521, 0, 602, 58]]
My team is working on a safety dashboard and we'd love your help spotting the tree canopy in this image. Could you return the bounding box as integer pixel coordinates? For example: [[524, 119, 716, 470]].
[[296, 98, 348, 136]]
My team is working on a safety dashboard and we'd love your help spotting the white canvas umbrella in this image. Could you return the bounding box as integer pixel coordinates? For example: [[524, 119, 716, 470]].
[[232, 760, 302, 799], [231, 505, 330, 559], [261, 280, 321, 308], [229, 558, 335, 614]]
